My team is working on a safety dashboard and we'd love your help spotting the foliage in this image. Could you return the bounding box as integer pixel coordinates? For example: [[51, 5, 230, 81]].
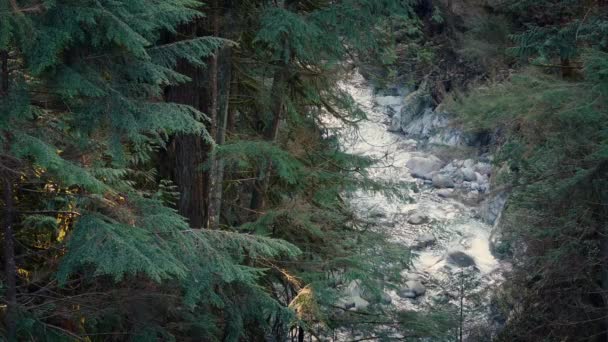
[[453, 48, 608, 340]]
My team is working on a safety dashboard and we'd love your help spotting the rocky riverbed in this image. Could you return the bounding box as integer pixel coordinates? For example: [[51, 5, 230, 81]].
[[335, 71, 508, 339]]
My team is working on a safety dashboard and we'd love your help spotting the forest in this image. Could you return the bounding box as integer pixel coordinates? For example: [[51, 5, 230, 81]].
[[0, 0, 607, 341]]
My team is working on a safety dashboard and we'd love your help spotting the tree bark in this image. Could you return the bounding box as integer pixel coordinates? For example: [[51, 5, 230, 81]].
[[209, 47, 232, 230], [298, 326, 305, 342], [207, 0, 221, 229], [164, 58, 210, 228]]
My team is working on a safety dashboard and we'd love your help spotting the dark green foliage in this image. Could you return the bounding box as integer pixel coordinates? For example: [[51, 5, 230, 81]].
[[454, 48, 608, 342], [0, 1, 302, 340]]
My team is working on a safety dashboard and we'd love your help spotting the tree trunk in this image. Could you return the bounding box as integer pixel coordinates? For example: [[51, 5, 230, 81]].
[[249, 65, 289, 217], [209, 47, 232, 230], [3, 178, 17, 342], [207, 0, 221, 229], [164, 58, 210, 228]]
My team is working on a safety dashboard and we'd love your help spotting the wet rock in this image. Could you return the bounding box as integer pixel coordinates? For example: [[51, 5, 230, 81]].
[[400, 87, 431, 127], [432, 293, 450, 304], [380, 292, 392, 305], [352, 296, 370, 310], [388, 112, 402, 132], [436, 188, 454, 198], [369, 210, 387, 219], [346, 280, 362, 297], [407, 212, 429, 225], [460, 167, 477, 182], [480, 192, 508, 225], [442, 162, 458, 173], [428, 128, 465, 146], [413, 234, 436, 249], [447, 251, 476, 267], [475, 172, 486, 184], [398, 280, 426, 298], [432, 174, 455, 188], [342, 299, 356, 310], [406, 156, 443, 179], [399, 289, 416, 299]]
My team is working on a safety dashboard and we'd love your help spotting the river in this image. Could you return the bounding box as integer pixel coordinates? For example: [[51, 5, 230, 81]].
[[334, 71, 506, 340]]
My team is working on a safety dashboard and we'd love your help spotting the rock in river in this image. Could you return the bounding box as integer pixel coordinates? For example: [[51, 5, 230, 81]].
[[398, 280, 426, 298], [413, 234, 436, 250], [447, 251, 476, 267], [432, 173, 455, 188], [436, 188, 454, 198], [460, 167, 477, 182], [408, 212, 429, 225], [406, 156, 442, 180]]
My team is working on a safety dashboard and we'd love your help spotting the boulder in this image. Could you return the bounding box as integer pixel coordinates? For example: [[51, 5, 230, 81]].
[[346, 280, 362, 297], [475, 172, 486, 183], [447, 251, 476, 267], [460, 167, 477, 182], [388, 112, 402, 132], [369, 210, 386, 219], [480, 192, 508, 225], [413, 234, 436, 250], [352, 296, 370, 310], [432, 174, 455, 188], [398, 280, 426, 298], [398, 289, 417, 298], [400, 87, 431, 127], [380, 292, 392, 305], [407, 212, 429, 225], [436, 189, 454, 198], [406, 156, 443, 180]]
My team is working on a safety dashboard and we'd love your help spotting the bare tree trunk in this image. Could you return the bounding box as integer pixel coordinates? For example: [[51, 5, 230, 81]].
[[298, 326, 305, 342], [207, 0, 221, 229], [249, 65, 289, 217], [209, 48, 232, 230]]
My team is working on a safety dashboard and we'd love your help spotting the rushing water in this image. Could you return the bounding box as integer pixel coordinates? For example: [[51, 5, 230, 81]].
[[334, 71, 505, 335]]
